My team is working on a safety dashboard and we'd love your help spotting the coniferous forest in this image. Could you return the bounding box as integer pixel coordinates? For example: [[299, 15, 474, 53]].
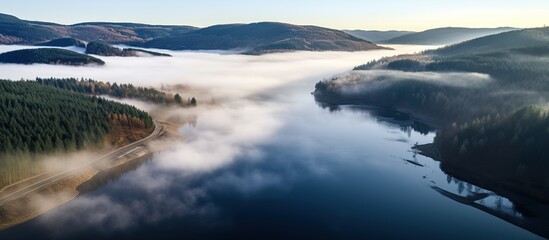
[[0, 79, 153, 154], [35, 77, 197, 107]]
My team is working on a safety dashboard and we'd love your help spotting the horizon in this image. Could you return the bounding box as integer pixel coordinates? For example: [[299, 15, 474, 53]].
[[1, 0, 547, 31], [0, 11, 529, 32]]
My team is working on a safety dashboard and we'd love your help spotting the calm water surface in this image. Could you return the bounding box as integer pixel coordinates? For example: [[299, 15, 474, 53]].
[[0, 47, 542, 239]]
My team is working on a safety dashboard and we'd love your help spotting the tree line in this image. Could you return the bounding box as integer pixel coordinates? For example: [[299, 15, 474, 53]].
[[0, 79, 153, 154], [35, 77, 197, 107]]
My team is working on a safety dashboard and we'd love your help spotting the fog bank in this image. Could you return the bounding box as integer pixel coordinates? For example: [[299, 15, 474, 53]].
[[0, 44, 438, 233]]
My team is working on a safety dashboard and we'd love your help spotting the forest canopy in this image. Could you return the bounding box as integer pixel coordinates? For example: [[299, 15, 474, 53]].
[[0, 79, 153, 154], [0, 48, 104, 65]]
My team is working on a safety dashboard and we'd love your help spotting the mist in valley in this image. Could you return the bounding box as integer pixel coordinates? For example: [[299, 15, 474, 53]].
[[0, 44, 444, 236]]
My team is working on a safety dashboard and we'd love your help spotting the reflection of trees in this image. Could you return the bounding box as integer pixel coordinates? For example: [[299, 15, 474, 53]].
[[440, 163, 549, 238], [433, 185, 549, 238], [315, 103, 436, 136], [496, 196, 503, 210], [457, 181, 464, 194]]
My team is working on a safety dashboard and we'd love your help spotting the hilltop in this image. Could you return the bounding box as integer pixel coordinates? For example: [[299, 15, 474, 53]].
[[382, 27, 516, 45], [145, 22, 388, 54], [0, 48, 104, 65], [35, 38, 87, 47], [0, 13, 197, 45]]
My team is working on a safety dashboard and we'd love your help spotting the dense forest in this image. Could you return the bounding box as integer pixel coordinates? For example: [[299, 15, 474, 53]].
[[314, 27, 549, 200], [0, 13, 62, 44], [434, 106, 549, 199], [85, 41, 133, 56], [0, 48, 104, 65], [35, 37, 87, 48], [85, 41, 171, 57], [124, 48, 172, 57], [0, 79, 153, 154], [143, 22, 387, 54], [329, 28, 549, 121], [0, 13, 197, 45], [35, 78, 196, 107]]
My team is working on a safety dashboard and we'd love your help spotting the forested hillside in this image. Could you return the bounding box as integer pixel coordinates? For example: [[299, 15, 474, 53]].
[[36, 37, 87, 47], [85, 41, 171, 57], [0, 48, 104, 65], [144, 22, 387, 54], [35, 78, 196, 106], [0, 80, 153, 154], [382, 27, 516, 45], [0, 13, 197, 45], [313, 27, 549, 200]]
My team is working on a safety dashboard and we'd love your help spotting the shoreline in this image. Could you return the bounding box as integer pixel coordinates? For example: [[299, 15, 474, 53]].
[[0, 121, 168, 230]]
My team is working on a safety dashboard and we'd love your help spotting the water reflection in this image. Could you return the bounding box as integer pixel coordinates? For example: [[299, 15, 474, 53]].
[[438, 163, 549, 238], [319, 103, 548, 239], [0, 45, 542, 239], [316, 102, 437, 136]]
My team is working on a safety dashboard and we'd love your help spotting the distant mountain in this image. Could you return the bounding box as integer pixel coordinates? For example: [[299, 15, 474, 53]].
[[382, 27, 517, 45], [0, 13, 62, 44], [354, 28, 549, 78], [343, 30, 415, 43], [0, 13, 387, 54], [0, 48, 104, 65], [66, 22, 197, 44], [35, 38, 86, 47], [144, 22, 388, 54], [85, 41, 171, 57], [0, 13, 197, 45], [430, 27, 549, 57]]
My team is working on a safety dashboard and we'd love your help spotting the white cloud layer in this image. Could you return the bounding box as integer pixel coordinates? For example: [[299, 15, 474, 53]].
[[0, 44, 437, 233]]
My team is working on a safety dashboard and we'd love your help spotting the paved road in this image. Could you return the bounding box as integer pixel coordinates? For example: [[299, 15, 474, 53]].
[[0, 121, 162, 206]]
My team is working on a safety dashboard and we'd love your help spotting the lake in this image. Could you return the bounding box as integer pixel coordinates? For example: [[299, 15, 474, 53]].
[[0, 45, 542, 239]]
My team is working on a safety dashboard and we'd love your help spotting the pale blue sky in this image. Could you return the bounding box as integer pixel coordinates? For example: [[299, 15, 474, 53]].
[[1, 0, 548, 30]]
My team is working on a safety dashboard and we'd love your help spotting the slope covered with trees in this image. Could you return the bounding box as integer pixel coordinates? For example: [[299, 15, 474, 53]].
[[1, 12, 389, 54], [0, 13, 62, 44], [0, 13, 197, 45], [36, 37, 87, 47], [0, 79, 153, 154], [314, 27, 549, 200], [0, 48, 104, 65], [434, 106, 549, 199], [85, 42, 171, 57], [144, 22, 388, 54], [35, 78, 196, 107], [382, 27, 516, 45], [424, 27, 549, 57]]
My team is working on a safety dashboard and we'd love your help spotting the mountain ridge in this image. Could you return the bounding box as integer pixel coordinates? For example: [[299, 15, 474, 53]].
[[382, 27, 517, 45], [0, 13, 197, 45], [0, 13, 387, 54], [343, 30, 415, 43], [144, 22, 388, 54]]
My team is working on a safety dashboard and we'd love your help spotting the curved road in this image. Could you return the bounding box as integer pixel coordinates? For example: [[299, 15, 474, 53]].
[[0, 121, 163, 207]]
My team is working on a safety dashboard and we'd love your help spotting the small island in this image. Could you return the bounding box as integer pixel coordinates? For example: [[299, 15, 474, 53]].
[[0, 48, 104, 65]]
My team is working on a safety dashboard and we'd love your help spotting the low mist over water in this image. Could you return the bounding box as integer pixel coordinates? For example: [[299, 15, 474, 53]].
[[0, 45, 541, 239]]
